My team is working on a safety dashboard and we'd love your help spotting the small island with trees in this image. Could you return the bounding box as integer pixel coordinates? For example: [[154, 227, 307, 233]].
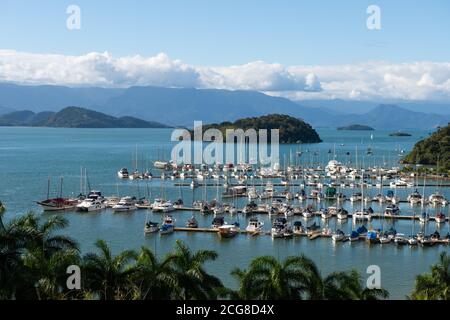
[[198, 114, 322, 144], [337, 124, 375, 131]]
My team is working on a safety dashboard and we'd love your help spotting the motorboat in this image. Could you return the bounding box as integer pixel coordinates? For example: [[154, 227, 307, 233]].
[[112, 196, 137, 212], [135, 198, 152, 209], [350, 192, 362, 203], [394, 233, 409, 245], [160, 215, 175, 235], [366, 229, 379, 244], [384, 204, 400, 217], [302, 206, 314, 219], [186, 216, 199, 228], [332, 229, 345, 242], [117, 168, 129, 179], [337, 208, 349, 220], [211, 216, 225, 229], [429, 192, 448, 206], [320, 208, 332, 220], [372, 193, 387, 204], [293, 221, 305, 235], [144, 221, 159, 234], [76, 190, 105, 212], [218, 223, 239, 238], [408, 236, 418, 246], [407, 190, 422, 205], [152, 200, 175, 213], [352, 208, 372, 222], [246, 217, 264, 233], [379, 232, 391, 244], [271, 217, 288, 238]]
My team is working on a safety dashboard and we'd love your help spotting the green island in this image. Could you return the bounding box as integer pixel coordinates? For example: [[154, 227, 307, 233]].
[[0, 212, 448, 300], [337, 124, 375, 131], [402, 123, 450, 172], [390, 132, 412, 137], [197, 114, 322, 144], [0, 106, 170, 128]]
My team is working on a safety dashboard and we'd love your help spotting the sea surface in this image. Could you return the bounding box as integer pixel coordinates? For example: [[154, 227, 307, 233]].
[[0, 127, 448, 299]]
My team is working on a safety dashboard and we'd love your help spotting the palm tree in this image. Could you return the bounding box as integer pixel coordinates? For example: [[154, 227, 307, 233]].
[[228, 255, 389, 300], [131, 246, 178, 300], [82, 239, 137, 300], [228, 256, 307, 299], [411, 251, 450, 300], [324, 270, 389, 300], [167, 239, 223, 300]]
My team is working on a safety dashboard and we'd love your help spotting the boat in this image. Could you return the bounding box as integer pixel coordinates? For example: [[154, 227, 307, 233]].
[[305, 222, 321, 235], [420, 236, 434, 246], [429, 192, 448, 206], [332, 229, 345, 242], [152, 200, 175, 213], [302, 206, 314, 219], [408, 236, 418, 246], [135, 197, 152, 209], [283, 226, 294, 238], [350, 192, 362, 203], [337, 208, 349, 220], [168, 198, 182, 209], [372, 193, 387, 204], [435, 212, 446, 224], [271, 217, 288, 238], [356, 225, 368, 236], [76, 190, 106, 212], [379, 232, 391, 244], [246, 217, 264, 233], [37, 197, 78, 211], [353, 208, 372, 222], [407, 189, 422, 205], [190, 180, 199, 189], [384, 204, 400, 217], [160, 215, 175, 235], [186, 216, 198, 228], [112, 196, 137, 212], [419, 212, 430, 223], [218, 224, 239, 238], [37, 177, 78, 211], [320, 208, 332, 220], [0, 201, 5, 213], [117, 168, 129, 179], [296, 189, 307, 201], [293, 221, 305, 235], [144, 221, 159, 234], [366, 229, 379, 244], [211, 216, 225, 229], [385, 190, 398, 204], [394, 233, 409, 245], [349, 231, 360, 242]]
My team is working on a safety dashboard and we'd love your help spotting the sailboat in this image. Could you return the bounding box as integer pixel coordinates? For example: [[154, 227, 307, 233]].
[[36, 176, 78, 211]]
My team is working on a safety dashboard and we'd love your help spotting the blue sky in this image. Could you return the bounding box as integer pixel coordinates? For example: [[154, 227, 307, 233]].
[[0, 0, 449, 65], [0, 1, 449, 102]]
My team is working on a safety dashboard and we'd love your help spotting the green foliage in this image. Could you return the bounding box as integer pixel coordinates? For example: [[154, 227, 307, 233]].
[[410, 252, 450, 300], [198, 114, 322, 144], [403, 124, 450, 171]]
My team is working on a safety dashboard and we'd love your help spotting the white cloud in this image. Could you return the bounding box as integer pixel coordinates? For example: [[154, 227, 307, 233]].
[[0, 50, 450, 102]]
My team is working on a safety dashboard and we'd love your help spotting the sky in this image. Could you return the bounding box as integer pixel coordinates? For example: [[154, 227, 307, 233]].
[[0, 0, 449, 102]]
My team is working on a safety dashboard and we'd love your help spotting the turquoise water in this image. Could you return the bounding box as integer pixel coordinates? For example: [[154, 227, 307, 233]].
[[0, 127, 448, 299]]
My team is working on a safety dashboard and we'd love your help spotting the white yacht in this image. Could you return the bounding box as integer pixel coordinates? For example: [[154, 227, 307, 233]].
[[246, 218, 264, 233], [76, 191, 105, 212], [117, 168, 129, 179], [353, 209, 372, 222], [112, 197, 137, 212], [407, 190, 422, 205], [152, 200, 175, 213], [429, 192, 448, 206]]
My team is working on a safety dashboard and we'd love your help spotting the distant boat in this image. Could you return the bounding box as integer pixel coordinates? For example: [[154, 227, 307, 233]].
[[160, 215, 175, 235], [144, 221, 159, 234], [186, 216, 198, 228], [117, 168, 129, 179]]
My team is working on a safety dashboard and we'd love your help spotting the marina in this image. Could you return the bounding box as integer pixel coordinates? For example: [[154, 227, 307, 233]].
[[1, 126, 449, 299]]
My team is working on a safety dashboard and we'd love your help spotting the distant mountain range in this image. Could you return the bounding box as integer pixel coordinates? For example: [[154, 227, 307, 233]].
[[0, 107, 169, 128], [0, 83, 449, 129]]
